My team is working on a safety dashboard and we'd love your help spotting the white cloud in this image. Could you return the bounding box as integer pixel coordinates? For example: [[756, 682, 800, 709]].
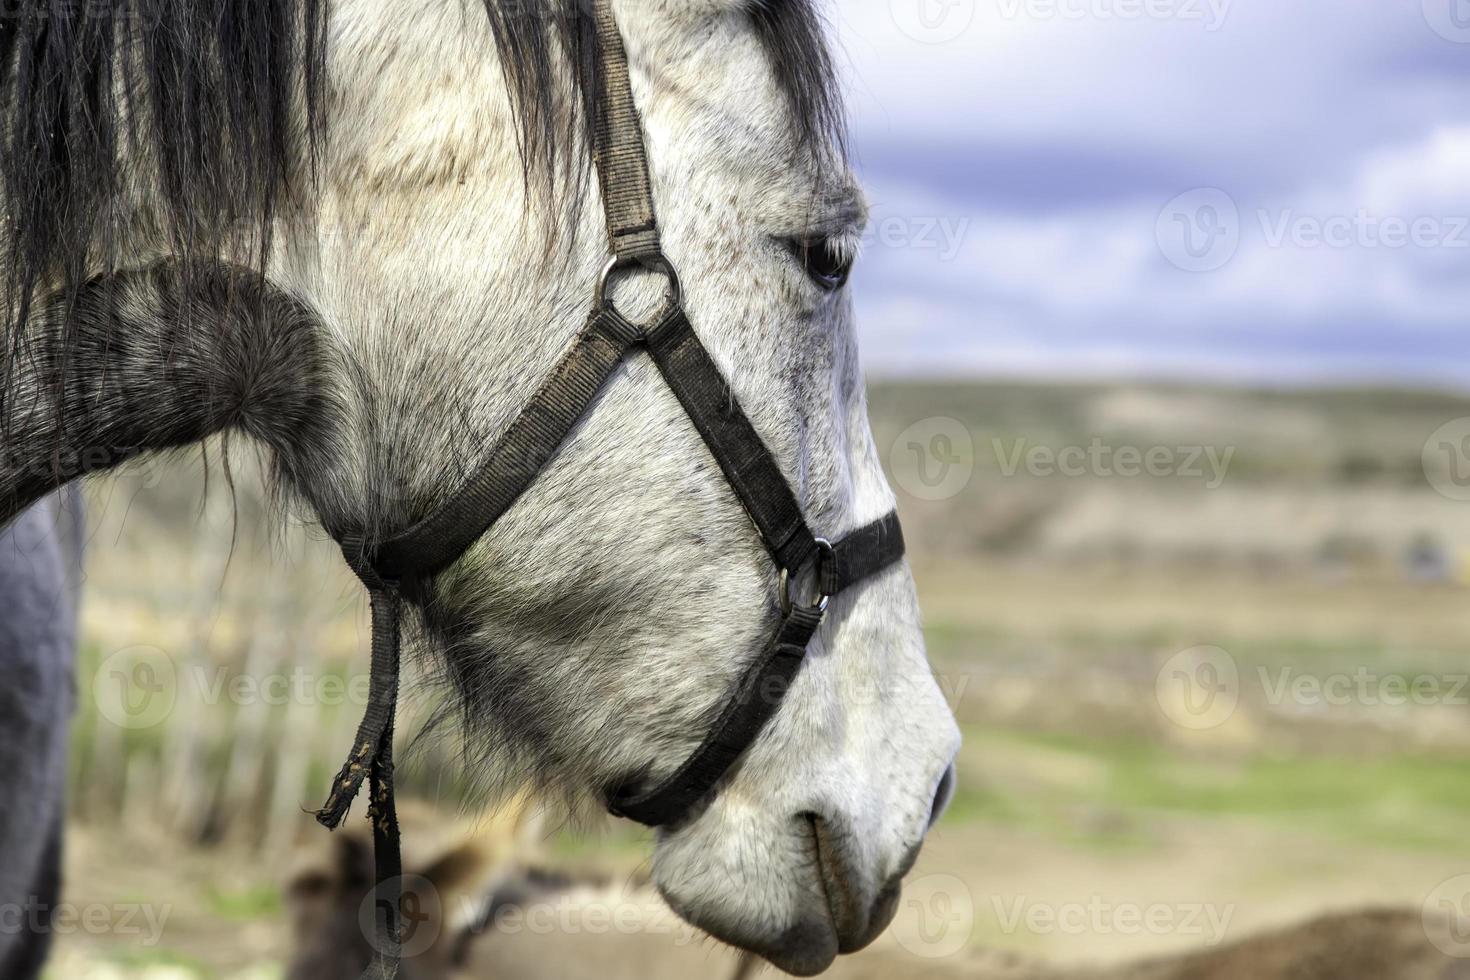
[[836, 2, 1442, 154], [840, 2, 1470, 384]]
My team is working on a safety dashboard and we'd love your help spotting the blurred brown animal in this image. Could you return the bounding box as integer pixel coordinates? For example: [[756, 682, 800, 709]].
[[284, 797, 543, 980], [805, 909, 1469, 980], [284, 798, 763, 980], [1105, 908, 1469, 980]]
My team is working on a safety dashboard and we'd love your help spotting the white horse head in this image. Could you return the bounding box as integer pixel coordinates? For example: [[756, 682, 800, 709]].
[[0, 1, 959, 973]]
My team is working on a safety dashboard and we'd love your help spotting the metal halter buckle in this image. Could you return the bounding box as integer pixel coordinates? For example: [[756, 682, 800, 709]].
[[596, 253, 683, 312], [779, 538, 835, 616]]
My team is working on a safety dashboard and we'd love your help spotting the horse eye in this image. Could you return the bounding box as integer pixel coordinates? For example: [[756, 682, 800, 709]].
[[788, 237, 854, 291]]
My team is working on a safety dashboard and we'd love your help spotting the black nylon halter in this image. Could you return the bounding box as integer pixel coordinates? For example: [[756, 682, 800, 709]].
[[316, 3, 906, 975]]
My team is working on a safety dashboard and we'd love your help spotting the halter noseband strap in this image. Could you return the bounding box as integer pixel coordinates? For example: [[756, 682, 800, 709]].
[[317, 2, 907, 974]]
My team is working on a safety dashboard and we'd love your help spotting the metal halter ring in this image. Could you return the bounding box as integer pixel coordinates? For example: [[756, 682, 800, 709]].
[[779, 538, 835, 616], [596, 253, 683, 312]]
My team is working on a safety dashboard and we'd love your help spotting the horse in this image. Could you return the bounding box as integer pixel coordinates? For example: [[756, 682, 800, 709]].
[[0, 492, 82, 980], [283, 797, 549, 980], [0, 1, 960, 975]]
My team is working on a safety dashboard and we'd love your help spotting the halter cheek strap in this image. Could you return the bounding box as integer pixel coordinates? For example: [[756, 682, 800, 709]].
[[317, 2, 906, 975]]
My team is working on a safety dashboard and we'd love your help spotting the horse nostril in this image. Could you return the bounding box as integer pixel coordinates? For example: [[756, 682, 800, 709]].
[[929, 763, 957, 829]]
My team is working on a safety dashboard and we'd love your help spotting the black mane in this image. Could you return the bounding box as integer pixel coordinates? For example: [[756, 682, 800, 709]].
[[0, 0, 843, 357]]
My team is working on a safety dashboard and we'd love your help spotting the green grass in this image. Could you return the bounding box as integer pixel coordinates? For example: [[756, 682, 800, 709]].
[[948, 727, 1470, 852], [67, 947, 214, 975], [205, 883, 283, 922], [548, 822, 654, 864], [924, 611, 1470, 669]]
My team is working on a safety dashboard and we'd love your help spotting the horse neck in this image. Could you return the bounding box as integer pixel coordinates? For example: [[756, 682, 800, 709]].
[[0, 261, 338, 529]]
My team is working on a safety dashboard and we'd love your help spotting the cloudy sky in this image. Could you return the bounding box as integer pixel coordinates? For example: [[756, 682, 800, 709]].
[[834, 1, 1470, 386]]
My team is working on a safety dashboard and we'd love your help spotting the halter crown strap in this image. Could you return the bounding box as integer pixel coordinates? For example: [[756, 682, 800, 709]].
[[591, 0, 662, 262]]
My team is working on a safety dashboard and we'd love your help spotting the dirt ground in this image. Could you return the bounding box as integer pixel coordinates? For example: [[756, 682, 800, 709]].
[[46, 794, 1470, 979], [49, 553, 1470, 978]]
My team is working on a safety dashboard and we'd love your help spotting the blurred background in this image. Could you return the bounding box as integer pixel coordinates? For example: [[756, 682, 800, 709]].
[[47, 1, 1470, 978]]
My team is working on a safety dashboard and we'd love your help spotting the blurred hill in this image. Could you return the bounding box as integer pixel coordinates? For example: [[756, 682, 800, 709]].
[[869, 380, 1470, 576]]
